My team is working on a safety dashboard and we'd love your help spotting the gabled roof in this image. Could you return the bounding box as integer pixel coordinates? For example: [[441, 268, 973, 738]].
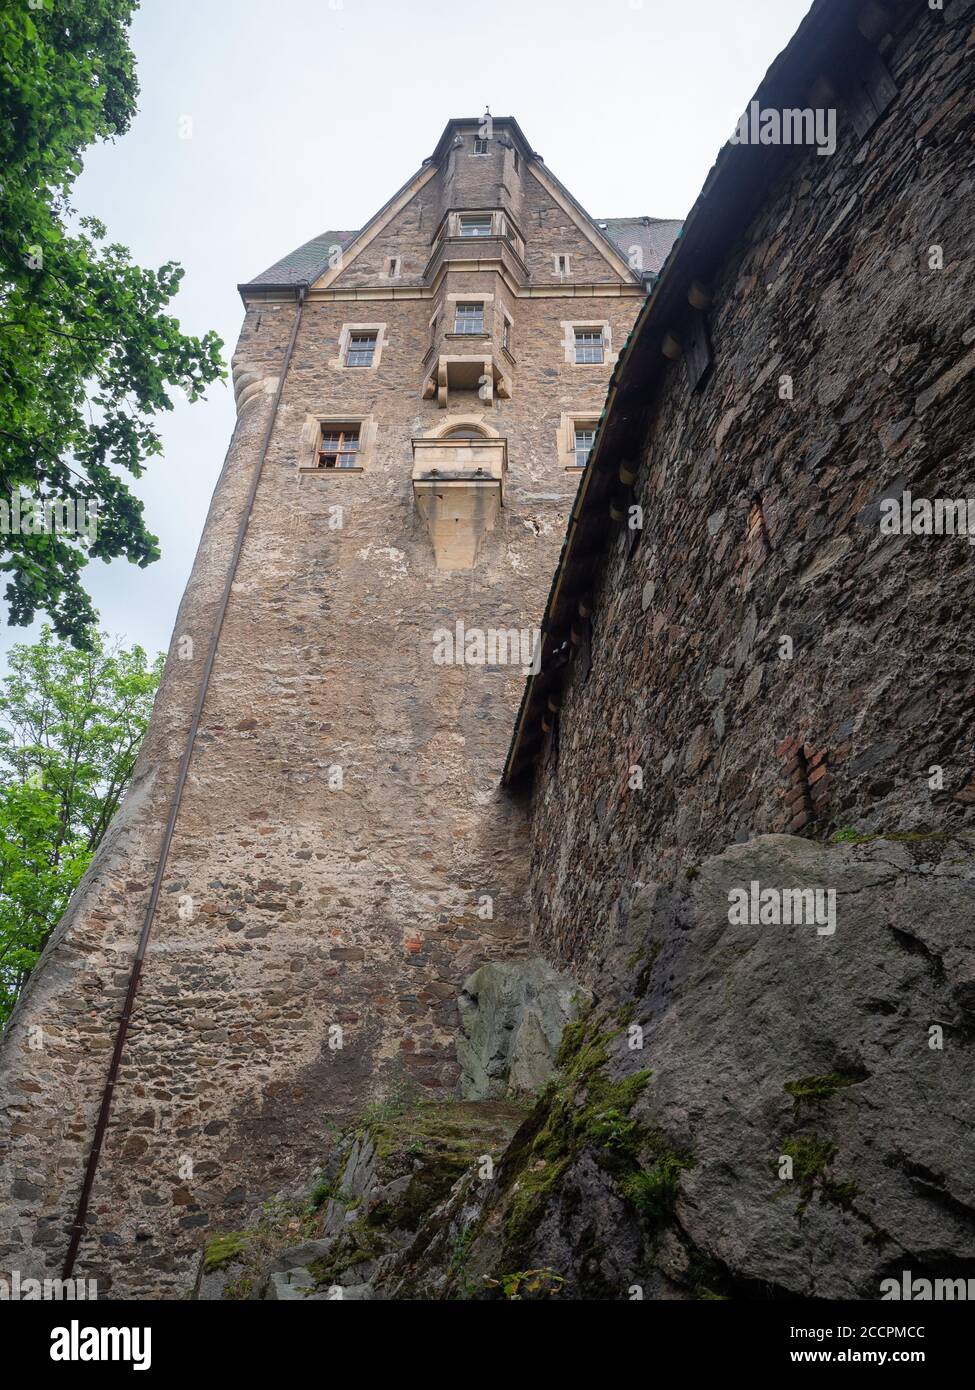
[[240, 214, 681, 296], [238, 116, 683, 297]]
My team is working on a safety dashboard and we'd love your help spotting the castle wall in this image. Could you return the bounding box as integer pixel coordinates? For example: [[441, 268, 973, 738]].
[[525, 7, 975, 975], [0, 128, 644, 1295]]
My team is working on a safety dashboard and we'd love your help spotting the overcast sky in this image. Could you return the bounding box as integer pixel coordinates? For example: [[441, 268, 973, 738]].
[[1, 0, 812, 666]]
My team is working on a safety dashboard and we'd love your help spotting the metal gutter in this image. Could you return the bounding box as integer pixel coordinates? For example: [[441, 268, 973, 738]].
[[62, 287, 309, 1279]]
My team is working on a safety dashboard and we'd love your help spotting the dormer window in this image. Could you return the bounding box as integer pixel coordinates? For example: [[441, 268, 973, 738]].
[[459, 215, 493, 238], [454, 302, 485, 334], [473, 137, 489, 155]]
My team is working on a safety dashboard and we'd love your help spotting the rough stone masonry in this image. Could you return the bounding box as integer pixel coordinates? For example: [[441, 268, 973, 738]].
[[516, 0, 975, 978], [0, 114, 676, 1295]]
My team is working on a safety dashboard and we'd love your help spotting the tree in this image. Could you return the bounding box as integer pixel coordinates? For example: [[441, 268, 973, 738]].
[[0, 626, 162, 1023], [0, 0, 224, 646]]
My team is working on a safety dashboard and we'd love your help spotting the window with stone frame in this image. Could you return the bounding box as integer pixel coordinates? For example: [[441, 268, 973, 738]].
[[346, 331, 378, 367], [574, 328, 604, 364], [574, 425, 596, 468], [454, 302, 485, 334], [459, 214, 493, 238], [472, 136, 489, 155], [317, 426, 360, 469]]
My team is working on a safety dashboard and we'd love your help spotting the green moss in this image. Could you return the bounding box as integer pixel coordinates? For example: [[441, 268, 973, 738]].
[[484, 1267, 565, 1300], [308, 1218, 386, 1287], [777, 1135, 860, 1219], [780, 1135, 835, 1207], [502, 1017, 651, 1256], [784, 1072, 865, 1113], [203, 1231, 252, 1273], [829, 828, 975, 848], [830, 827, 866, 844], [310, 1177, 334, 1209], [619, 1144, 693, 1223]]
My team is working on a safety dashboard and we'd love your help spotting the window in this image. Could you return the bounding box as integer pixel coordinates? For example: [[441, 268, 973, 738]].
[[556, 254, 570, 276], [473, 136, 489, 155], [317, 427, 360, 469], [346, 331, 377, 367], [513, 149, 520, 173], [386, 256, 400, 278], [454, 302, 484, 334], [574, 426, 596, 468], [557, 411, 600, 469], [501, 315, 511, 353], [443, 425, 488, 439], [303, 414, 376, 473], [459, 215, 493, 238], [574, 328, 604, 365]]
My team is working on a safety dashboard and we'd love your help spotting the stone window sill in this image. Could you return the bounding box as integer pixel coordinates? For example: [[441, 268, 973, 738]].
[[298, 465, 364, 474]]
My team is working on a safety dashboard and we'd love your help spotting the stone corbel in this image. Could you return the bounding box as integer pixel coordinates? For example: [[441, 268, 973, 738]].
[[411, 436, 507, 569]]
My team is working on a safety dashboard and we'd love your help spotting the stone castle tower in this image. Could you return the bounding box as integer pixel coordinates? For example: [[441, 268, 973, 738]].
[[0, 116, 680, 1296]]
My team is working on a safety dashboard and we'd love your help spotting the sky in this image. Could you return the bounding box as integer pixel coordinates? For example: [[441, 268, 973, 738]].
[[0, 0, 813, 666]]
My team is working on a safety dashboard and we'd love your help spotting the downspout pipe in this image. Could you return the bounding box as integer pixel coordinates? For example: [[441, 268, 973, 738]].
[[62, 286, 308, 1279]]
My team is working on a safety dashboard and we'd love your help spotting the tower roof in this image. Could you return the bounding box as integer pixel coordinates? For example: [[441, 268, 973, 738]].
[[239, 116, 683, 295]]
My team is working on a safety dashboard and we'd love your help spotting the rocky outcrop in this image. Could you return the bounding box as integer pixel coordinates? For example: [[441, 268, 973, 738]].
[[390, 833, 975, 1299], [194, 1098, 528, 1300], [201, 833, 975, 1300], [457, 960, 592, 1099]]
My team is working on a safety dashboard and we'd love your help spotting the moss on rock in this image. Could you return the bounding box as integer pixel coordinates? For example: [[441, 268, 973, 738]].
[[203, 1231, 252, 1273]]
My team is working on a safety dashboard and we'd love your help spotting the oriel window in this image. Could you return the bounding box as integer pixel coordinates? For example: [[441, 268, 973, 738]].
[[459, 215, 493, 238], [454, 302, 484, 334]]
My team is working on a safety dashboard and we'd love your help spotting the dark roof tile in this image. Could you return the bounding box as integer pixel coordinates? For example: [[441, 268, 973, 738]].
[[596, 217, 684, 276], [243, 229, 360, 288]]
